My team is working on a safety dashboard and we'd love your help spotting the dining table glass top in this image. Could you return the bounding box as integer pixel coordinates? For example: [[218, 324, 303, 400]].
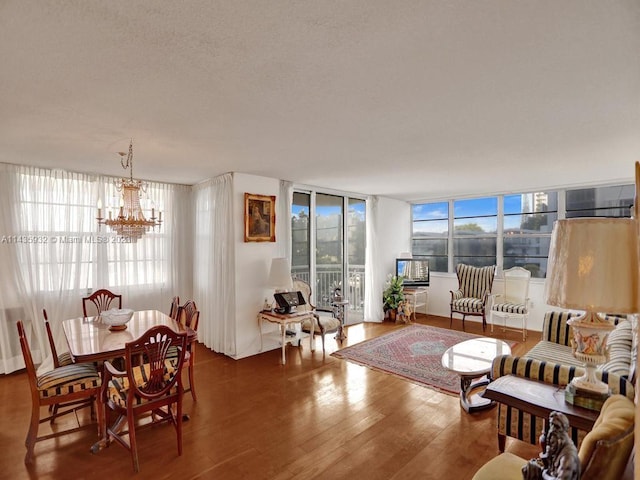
[[63, 309, 191, 363]]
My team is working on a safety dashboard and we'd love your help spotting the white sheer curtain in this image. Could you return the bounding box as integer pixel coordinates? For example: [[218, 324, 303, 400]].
[[364, 195, 384, 322], [0, 163, 193, 374], [277, 180, 293, 259], [193, 173, 236, 355]]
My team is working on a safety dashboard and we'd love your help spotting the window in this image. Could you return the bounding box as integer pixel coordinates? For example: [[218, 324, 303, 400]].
[[411, 182, 630, 278], [411, 202, 448, 272], [503, 191, 557, 278], [453, 197, 497, 267], [566, 185, 634, 218], [16, 170, 173, 292]]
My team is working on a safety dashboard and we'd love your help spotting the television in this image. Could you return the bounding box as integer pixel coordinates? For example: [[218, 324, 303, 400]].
[[396, 258, 430, 287]]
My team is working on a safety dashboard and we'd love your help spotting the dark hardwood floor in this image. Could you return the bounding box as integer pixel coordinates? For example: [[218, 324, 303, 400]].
[[0, 315, 561, 479]]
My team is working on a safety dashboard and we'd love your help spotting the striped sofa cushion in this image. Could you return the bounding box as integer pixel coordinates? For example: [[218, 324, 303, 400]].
[[108, 359, 179, 408], [598, 320, 632, 378], [524, 341, 584, 368], [456, 264, 496, 299], [37, 363, 101, 398], [491, 302, 527, 314]]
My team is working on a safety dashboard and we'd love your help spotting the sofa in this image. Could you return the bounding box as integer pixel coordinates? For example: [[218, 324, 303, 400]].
[[490, 310, 636, 449]]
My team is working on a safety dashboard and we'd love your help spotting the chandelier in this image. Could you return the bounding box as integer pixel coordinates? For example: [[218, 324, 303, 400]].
[[96, 140, 162, 241]]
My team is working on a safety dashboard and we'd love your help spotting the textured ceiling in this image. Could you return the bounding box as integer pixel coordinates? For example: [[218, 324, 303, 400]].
[[1, 1, 639, 201]]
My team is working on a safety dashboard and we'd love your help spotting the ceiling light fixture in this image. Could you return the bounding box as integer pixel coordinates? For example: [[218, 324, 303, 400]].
[[96, 140, 162, 241]]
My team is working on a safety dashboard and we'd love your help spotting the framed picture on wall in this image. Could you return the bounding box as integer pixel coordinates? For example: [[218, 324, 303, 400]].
[[244, 193, 276, 242]]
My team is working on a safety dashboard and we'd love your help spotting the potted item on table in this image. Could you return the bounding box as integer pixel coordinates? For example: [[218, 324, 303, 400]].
[[383, 274, 405, 321]]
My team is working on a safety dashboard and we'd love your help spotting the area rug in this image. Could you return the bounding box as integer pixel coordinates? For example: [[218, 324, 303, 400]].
[[331, 324, 514, 395]]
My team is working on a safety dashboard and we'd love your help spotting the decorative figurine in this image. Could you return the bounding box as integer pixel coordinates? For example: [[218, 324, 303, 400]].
[[521, 411, 580, 480]]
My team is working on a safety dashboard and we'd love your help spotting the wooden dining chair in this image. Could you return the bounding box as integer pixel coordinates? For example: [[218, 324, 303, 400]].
[[176, 300, 200, 401], [169, 295, 180, 320], [43, 309, 73, 369], [17, 320, 102, 463], [100, 325, 188, 472], [82, 288, 122, 317], [43, 308, 84, 422]]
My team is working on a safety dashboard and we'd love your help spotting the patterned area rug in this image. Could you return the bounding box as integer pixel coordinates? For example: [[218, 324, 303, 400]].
[[332, 324, 506, 395]]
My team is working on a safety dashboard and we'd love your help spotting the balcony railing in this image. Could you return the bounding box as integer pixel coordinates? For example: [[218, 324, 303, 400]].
[[292, 264, 365, 323]]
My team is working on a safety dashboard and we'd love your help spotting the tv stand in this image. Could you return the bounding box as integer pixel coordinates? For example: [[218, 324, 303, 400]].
[[403, 287, 428, 321]]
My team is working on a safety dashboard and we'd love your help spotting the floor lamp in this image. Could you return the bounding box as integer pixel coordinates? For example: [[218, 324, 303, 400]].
[[545, 217, 639, 396]]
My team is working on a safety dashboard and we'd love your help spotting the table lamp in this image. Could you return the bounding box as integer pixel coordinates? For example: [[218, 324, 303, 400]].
[[544, 217, 639, 395], [268, 257, 292, 293]]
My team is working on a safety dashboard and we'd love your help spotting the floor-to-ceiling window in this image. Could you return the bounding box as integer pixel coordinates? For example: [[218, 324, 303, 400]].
[[291, 189, 366, 324]]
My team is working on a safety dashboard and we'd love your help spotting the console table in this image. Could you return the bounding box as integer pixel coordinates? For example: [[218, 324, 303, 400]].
[[257, 310, 315, 364], [483, 374, 599, 451]]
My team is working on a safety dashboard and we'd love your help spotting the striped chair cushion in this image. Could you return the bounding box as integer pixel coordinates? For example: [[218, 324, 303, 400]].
[[598, 320, 632, 378], [451, 297, 485, 313], [37, 363, 101, 398], [491, 302, 527, 314], [108, 359, 179, 408]]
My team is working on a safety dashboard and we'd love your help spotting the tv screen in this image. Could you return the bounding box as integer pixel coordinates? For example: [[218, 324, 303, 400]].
[[396, 258, 430, 287]]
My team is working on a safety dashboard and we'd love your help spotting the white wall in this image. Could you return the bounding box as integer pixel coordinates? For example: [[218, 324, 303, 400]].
[[232, 173, 283, 359], [372, 196, 412, 321]]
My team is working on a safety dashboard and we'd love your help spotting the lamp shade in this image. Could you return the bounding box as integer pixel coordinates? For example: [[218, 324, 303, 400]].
[[544, 218, 639, 314], [268, 257, 292, 291]]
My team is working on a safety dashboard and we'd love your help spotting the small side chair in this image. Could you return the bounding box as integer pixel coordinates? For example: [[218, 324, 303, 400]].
[[293, 277, 342, 353], [83, 288, 122, 317], [489, 266, 531, 340]]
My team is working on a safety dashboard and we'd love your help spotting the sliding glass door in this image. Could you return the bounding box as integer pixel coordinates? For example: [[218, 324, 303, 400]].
[[291, 190, 365, 323]]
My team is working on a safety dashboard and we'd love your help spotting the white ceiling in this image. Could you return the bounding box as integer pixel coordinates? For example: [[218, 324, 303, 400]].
[[1, 1, 639, 202]]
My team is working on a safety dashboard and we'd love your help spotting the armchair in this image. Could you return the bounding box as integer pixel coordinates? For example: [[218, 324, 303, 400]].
[[449, 264, 496, 331], [293, 277, 342, 353], [472, 394, 635, 480]]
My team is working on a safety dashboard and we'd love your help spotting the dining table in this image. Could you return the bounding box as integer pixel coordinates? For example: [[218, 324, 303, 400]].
[[62, 309, 196, 364], [62, 309, 197, 451]]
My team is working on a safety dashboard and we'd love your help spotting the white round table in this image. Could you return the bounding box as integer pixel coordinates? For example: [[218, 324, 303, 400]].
[[441, 337, 511, 413]]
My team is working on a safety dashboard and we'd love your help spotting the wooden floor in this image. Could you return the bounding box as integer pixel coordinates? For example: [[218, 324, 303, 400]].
[[0, 316, 551, 479]]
